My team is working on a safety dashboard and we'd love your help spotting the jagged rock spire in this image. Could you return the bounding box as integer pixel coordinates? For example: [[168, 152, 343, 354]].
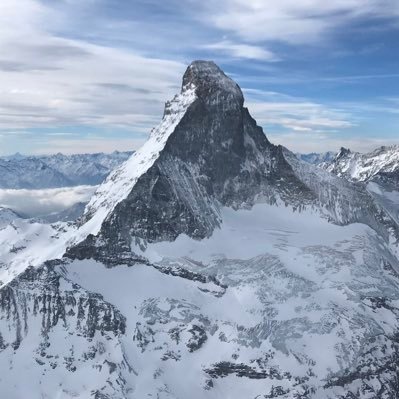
[[182, 60, 243, 106]]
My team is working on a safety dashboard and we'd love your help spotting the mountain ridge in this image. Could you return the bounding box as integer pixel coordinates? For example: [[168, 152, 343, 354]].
[[324, 145, 399, 182]]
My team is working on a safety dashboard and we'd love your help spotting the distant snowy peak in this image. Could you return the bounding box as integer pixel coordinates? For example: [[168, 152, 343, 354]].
[[325, 145, 399, 182], [296, 151, 336, 165], [1, 152, 26, 161], [40, 151, 134, 185], [0, 207, 20, 227]]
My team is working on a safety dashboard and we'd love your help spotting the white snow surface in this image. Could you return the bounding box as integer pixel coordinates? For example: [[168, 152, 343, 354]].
[[0, 174, 398, 397], [0, 218, 78, 287], [0, 207, 20, 228], [48, 203, 399, 399]]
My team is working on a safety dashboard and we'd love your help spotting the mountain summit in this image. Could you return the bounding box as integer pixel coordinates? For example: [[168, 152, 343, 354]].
[[1, 61, 399, 399], [71, 60, 316, 258], [69, 60, 396, 262], [182, 60, 243, 105]]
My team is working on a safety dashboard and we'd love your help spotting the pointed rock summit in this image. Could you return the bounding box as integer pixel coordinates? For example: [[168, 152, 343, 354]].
[[67, 60, 398, 262], [68, 60, 311, 258], [326, 145, 399, 183], [182, 60, 243, 105]]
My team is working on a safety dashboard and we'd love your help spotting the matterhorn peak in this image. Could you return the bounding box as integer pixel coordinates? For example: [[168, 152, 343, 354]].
[[182, 60, 243, 106], [70, 60, 309, 255], [70, 60, 395, 265]]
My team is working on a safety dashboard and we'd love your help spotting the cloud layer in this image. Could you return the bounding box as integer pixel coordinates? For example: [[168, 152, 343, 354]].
[[207, 0, 399, 44], [0, 185, 97, 217]]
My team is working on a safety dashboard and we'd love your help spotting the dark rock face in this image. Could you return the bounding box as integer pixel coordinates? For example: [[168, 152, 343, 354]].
[[65, 233, 149, 267], [371, 169, 399, 188], [67, 61, 399, 269], [204, 360, 292, 381], [186, 324, 207, 352], [0, 260, 133, 398], [77, 61, 314, 256], [0, 261, 126, 349]]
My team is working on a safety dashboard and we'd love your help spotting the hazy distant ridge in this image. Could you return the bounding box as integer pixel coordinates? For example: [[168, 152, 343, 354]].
[[0, 151, 133, 189]]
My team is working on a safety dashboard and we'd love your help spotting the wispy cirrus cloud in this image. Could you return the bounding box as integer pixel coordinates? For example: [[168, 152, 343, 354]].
[[0, 0, 184, 133], [202, 40, 280, 61], [204, 0, 399, 44], [243, 89, 354, 133]]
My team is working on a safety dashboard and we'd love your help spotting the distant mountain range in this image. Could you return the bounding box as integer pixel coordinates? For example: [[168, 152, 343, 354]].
[[295, 151, 336, 165], [0, 151, 133, 189]]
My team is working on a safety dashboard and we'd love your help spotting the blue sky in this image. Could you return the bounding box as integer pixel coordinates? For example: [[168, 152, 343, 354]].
[[0, 0, 398, 155]]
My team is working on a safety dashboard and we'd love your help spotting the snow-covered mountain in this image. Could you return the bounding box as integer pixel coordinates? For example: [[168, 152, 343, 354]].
[[296, 151, 336, 165], [0, 151, 133, 189], [0, 207, 21, 228], [324, 146, 399, 182], [323, 146, 399, 234], [1, 61, 399, 399]]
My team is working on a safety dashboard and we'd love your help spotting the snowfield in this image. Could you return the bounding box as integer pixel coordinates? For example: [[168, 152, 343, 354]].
[[1, 202, 397, 398], [57, 204, 399, 399]]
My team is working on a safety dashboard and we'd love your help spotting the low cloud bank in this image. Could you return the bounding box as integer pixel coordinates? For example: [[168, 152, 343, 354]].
[[0, 185, 97, 217]]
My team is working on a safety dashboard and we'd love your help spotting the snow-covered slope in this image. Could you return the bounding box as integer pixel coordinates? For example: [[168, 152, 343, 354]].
[[325, 146, 399, 182], [0, 207, 21, 228], [0, 151, 132, 189], [0, 61, 399, 399], [324, 146, 399, 242], [0, 217, 78, 287], [3, 203, 398, 398]]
